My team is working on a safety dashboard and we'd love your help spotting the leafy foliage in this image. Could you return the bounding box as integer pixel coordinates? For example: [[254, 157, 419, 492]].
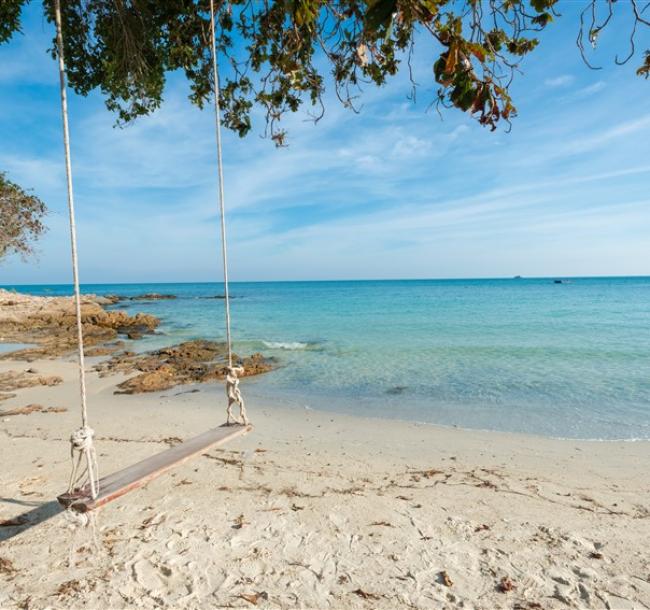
[[0, 173, 47, 261], [0, 0, 26, 44], [1, 1, 649, 143]]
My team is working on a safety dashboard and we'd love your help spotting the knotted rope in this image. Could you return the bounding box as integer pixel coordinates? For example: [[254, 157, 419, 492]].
[[54, 0, 99, 500], [209, 0, 248, 424], [67, 426, 99, 499], [226, 365, 248, 425]]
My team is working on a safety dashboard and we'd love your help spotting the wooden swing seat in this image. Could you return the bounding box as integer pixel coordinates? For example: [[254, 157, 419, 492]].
[[58, 423, 252, 512]]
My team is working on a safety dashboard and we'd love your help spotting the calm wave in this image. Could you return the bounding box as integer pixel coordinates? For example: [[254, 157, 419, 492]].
[[6, 277, 650, 440]]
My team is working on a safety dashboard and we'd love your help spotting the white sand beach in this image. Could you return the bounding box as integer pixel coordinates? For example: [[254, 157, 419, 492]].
[[3, 2, 650, 607], [1, 355, 649, 610]]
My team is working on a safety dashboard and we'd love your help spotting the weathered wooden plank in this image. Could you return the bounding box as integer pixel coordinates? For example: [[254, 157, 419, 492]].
[[58, 424, 252, 512]]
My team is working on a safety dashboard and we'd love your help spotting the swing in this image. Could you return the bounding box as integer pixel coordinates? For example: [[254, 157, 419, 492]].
[[53, 0, 249, 513]]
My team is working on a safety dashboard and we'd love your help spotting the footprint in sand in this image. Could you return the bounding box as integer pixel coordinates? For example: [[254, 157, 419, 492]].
[[132, 558, 166, 592]]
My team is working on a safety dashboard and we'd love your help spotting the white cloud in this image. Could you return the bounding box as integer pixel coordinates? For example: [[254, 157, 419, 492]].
[[391, 135, 431, 159], [544, 75, 575, 87], [2, 7, 650, 283], [576, 81, 606, 96]]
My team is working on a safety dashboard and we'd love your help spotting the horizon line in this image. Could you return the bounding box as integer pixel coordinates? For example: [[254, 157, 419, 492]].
[[2, 273, 650, 287]]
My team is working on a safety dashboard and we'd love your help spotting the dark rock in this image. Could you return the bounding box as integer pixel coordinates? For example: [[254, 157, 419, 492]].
[[199, 295, 243, 299], [386, 385, 408, 395], [116, 364, 178, 394], [0, 370, 63, 392], [102, 294, 123, 304], [95, 339, 276, 394], [130, 293, 177, 300], [84, 341, 125, 357], [0, 404, 67, 416], [0, 293, 159, 361]]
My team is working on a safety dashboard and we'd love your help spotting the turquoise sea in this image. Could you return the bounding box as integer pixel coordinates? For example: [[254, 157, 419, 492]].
[[4, 277, 650, 440]]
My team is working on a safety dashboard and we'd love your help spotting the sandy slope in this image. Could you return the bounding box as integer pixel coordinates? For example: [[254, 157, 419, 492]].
[[0, 357, 649, 610]]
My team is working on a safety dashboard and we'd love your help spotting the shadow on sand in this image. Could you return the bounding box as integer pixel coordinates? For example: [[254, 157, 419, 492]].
[[0, 498, 64, 542]]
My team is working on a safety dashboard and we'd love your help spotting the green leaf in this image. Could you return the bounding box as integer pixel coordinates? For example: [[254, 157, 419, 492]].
[[530, 0, 556, 12], [532, 12, 553, 27], [365, 0, 397, 32], [0, 0, 26, 44]]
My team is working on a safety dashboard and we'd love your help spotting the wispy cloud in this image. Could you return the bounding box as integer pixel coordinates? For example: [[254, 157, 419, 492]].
[[1, 4, 650, 283], [576, 81, 606, 96], [544, 75, 575, 87]]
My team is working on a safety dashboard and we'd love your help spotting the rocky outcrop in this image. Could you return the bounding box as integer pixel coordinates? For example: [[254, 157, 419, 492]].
[[116, 364, 179, 394], [94, 295, 122, 305], [0, 291, 276, 396], [130, 293, 177, 300], [83, 341, 126, 357], [94, 339, 276, 394], [103, 293, 177, 302], [0, 370, 63, 392], [0, 289, 159, 361], [0, 404, 67, 416]]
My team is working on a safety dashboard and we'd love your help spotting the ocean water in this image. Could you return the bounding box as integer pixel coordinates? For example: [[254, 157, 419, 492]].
[[4, 277, 650, 440]]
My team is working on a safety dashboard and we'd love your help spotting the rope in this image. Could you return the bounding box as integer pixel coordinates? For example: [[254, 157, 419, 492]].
[[209, 0, 233, 369], [209, 1, 249, 425], [67, 426, 99, 499], [226, 365, 248, 425], [54, 0, 98, 500]]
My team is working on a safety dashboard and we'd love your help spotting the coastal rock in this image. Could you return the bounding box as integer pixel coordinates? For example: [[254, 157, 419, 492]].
[[241, 352, 276, 377], [386, 385, 408, 395], [130, 293, 177, 300], [0, 404, 68, 416], [101, 293, 177, 302], [94, 339, 275, 394], [116, 364, 178, 394], [84, 341, 126, 357], [0, 289, 159, 360], [94, 295, 121, 305], [101, 294, 123, 304], [158, 339, 228, 363], [0, 370, 63, 392]]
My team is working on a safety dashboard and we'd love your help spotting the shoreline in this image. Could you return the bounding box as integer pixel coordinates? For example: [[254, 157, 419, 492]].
[[2, 355, 647, 491], [241, 377, 650, 444], [1, 356, 649, 608], [3, 284, 648, 442], [1, 289, 649, 609]]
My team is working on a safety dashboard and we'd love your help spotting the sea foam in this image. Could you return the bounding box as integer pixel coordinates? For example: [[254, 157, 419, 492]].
[[262, 340, 310, 350]]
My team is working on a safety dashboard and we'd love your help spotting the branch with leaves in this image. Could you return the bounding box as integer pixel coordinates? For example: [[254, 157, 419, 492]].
[[0, 172, 48, 262], [1, 0, 649, 144]]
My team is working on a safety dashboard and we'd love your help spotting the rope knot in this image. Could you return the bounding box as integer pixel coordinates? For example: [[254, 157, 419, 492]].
[[225, 365, 249, 425], [67, 425, 99, 499], [70, 426, 95, 453]]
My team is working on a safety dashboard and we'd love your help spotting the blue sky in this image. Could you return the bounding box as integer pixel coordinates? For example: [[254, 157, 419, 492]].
[[1, 1, 649, 284]]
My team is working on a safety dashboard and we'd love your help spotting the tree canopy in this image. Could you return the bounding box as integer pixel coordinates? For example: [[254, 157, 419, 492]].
[[1, 1, 649, 145], [0, 173, 47, 262]]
